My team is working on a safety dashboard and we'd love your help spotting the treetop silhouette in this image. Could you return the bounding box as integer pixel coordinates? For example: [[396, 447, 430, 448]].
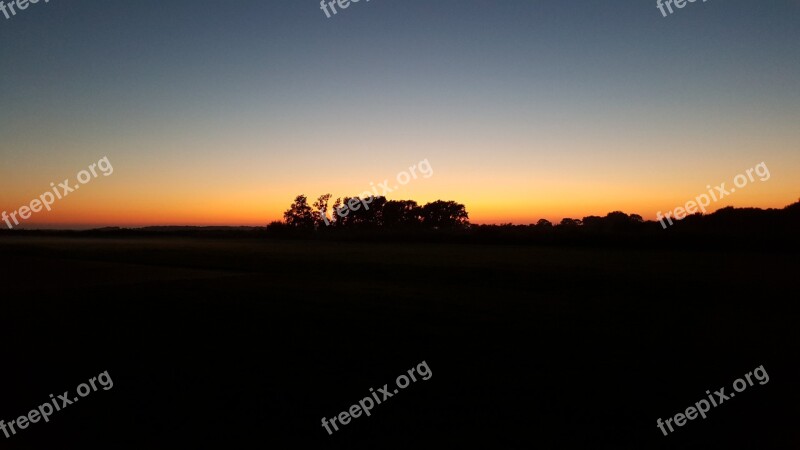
[[278, 194, 470, 230]]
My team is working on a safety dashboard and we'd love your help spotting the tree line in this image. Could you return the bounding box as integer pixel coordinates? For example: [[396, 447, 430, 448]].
[[269, 195, 800, 248], [272, 194, 470, 230]]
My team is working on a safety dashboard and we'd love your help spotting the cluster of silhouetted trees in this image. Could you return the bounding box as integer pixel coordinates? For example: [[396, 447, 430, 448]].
[[270, 194, 469, 231], [519, 211, 645, 231], [3, 199, 795, 248], [268, 195, 800, 247]]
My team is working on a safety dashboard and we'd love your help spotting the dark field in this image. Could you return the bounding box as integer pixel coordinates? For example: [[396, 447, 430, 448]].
[[0, 236, 797, 448]]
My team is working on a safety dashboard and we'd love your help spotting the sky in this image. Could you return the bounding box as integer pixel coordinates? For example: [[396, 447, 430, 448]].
[[1, 0, 798, 228]]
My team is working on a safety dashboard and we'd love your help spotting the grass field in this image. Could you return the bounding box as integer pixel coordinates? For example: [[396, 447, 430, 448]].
[[0, 236, 797, 448]]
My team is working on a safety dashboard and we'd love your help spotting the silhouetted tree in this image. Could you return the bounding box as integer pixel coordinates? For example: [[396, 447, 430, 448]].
[[559, 218, 582, 227], [581, 216, 603, 231], [421, 200, 469, 229], [313, 194, 332, 228], [329, 197, 343, 227], [336, 197, 358, 227], [283, 195, 315, 229], [581, 212, 646, 232], [535, 219, 553, 229], [341, 196, 387, 227], [383, 200, 422, 227], [598, 211, 630, 232]]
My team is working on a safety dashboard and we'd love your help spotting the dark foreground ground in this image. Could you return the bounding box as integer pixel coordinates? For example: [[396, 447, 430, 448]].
[[0, 236, 797, 449]]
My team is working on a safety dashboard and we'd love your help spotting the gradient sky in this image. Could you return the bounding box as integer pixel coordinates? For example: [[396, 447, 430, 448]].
[[1, 0, 798, 228]]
